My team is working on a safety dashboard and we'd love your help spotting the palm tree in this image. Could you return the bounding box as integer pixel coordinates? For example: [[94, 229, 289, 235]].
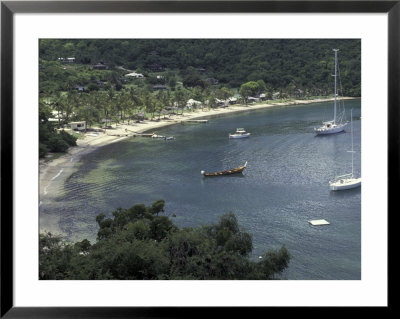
[[173, 89, 187, 115]]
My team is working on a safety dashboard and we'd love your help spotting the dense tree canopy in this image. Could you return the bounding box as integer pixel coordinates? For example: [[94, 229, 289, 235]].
[[40, 39, 361, 96], [39, 200, 291, 280], [39, 101, 77, 158]]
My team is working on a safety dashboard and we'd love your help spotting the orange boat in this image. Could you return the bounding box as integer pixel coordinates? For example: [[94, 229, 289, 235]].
[[201, 162, 247, 177]]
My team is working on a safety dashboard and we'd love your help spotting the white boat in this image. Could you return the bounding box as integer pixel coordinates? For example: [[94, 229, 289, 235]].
[[229, 128, 251, 139], [151, 133, 165, 139], [329, 110, 361, 191], [315, 49, 348, 135]]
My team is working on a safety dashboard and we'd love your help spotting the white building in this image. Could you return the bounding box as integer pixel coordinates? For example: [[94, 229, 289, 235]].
[[125, 72, 144, 78], [58, 57, 75, 63], [68, 121, 86, 131], [186, 99, 202, 108]]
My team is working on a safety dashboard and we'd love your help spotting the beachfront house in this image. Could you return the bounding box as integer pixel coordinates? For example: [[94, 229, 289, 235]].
[[134, 112, 145, 121], [272, 92, 281, 100], [186, 99, 202, 108], [68, 121, 86, 131], [247, 97, 260, 103], [227, 97, 238, 105], [215, 98, 228, 107], [256, 93, 267, 101], [295, 89, 305, 99]]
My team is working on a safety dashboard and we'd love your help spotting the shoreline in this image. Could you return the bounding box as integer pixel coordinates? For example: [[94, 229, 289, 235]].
[[39, 96, 358, 211]]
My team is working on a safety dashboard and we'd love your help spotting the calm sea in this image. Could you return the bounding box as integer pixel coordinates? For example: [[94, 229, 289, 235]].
[[40, 99, 361, 280]]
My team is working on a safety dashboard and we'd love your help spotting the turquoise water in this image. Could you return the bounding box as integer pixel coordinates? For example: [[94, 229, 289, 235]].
[[40, 100, 361, 279]]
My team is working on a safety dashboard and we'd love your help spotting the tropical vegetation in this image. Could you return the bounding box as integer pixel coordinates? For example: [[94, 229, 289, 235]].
[[39, 39, 361, 157], [39, 200, 291, 280]]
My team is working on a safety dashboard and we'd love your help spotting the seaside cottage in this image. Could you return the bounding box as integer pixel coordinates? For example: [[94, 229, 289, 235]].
[[215, 98, 228, 107], [272, 92, 281, 100], [186, 99, 202, 108], [256, 93, 267, 101], [227, 97, 238, 105], [247, 97, 260, 103], [295, 89, 305, 99]]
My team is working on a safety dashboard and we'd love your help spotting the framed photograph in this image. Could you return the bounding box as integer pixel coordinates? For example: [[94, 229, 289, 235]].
[[1, 0, 395, 317]]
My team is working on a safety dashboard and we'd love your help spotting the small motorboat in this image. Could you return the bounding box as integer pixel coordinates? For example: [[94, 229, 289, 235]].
[[164, 136, 175, 141], [229, 128, 250, 139], [201, 162, 247, 177], [151, 133, 166, 139]]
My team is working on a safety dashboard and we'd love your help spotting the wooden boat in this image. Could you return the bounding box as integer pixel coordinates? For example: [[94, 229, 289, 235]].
[[201, 162, 247, 177]]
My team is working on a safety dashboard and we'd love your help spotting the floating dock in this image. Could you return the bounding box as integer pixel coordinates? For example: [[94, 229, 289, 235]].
[[182, 119, 208, 124], [308, 219, 330, 226]]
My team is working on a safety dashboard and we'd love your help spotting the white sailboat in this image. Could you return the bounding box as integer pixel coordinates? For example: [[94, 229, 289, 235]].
[[329, 110, 361, 191], [315, 49, 348, 135]]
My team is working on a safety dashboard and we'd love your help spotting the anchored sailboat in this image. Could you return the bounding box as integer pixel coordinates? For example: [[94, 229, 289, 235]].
[[315, 49, 348, 135], [329, 110, 361, 191]]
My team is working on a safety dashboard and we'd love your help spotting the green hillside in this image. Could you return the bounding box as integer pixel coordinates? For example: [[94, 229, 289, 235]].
[[39, 39, 361, 96]]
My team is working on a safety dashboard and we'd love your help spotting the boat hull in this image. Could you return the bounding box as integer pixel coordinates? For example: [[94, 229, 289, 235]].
[[330, 178, 361, 191], [229, 133, 250, 139], [315, 122, 347, 135], [202, 162, 247, 177], [203, 167, 245, 176]]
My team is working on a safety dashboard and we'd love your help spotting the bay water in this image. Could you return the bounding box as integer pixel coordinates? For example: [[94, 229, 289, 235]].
[[40, 99, 361, 280]]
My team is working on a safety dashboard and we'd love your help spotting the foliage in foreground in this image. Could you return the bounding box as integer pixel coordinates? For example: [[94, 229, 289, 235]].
[[39, 102, 77, 158], [39, 200, 291, 280]]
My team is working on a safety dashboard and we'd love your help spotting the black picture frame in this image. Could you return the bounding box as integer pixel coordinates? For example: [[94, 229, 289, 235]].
[[1, 1, 395, 317]]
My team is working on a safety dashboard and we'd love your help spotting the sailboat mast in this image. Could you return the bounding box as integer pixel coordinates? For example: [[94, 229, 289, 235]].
[[333, 49, 339, 124], [351, 109, 354, 176]]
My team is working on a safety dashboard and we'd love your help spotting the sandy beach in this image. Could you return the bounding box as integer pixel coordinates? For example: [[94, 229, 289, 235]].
[[39, 97, 356, 201]]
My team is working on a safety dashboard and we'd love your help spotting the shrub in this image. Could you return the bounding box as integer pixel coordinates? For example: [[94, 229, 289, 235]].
[[39, 143, 49, 158], [47, 135, 69, 152], [59, 130, 77, 146]]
